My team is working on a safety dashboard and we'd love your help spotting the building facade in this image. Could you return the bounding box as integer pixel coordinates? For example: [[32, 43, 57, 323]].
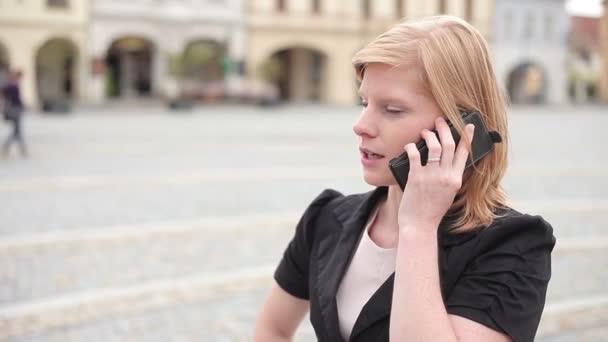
[[568, 15, 602, 103], [0, 0, 89, 108], [247, 0, 493, 105], [88, 0, 246, 104], [493, 0, 570, 104], [600, 0, 608, 102], [0, 0, 498, 108]]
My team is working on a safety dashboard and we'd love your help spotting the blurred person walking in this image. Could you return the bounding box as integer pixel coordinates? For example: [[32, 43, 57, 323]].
[[2, 70, 27, 158]]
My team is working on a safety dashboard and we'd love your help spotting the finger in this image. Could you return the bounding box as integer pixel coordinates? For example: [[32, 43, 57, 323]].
[[404, 143, 422, 174], [421, 129, 442, 166], [454, 124, 475, 173], [435, 117, 455, 168]]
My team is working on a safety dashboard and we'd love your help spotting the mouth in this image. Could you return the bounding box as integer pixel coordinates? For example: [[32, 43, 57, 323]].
[[360, 148, 386, 160]]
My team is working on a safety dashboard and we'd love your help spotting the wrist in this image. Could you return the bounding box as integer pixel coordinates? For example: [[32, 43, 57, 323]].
[[399, 224, 438, 242]]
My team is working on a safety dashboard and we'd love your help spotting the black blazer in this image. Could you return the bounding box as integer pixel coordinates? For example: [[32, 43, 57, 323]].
[[274, 187, 555, 342]]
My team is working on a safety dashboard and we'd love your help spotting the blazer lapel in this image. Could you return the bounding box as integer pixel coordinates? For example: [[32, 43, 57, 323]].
[[316, 187, 387, 342], [349, 272, 394, 340], [348, 213, 480, 340]]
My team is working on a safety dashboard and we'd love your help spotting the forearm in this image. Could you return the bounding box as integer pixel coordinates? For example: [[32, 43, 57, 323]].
[[389, 226, 458, 342], [253, 330, 291, 342], [253, 283, 308, 342], [254, 320, 293, 342]]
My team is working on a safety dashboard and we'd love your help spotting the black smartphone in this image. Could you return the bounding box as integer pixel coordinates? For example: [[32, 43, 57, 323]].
[[388, 111, 502, 190]]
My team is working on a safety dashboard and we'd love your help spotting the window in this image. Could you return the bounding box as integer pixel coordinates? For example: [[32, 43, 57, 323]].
[[362, 0, 371, 19], [438, 0, 447, 14], [277, 0, 286, 12], [312, 0, 321, 14], [465, 0, 473, 22], [47, 0, 69, 8]]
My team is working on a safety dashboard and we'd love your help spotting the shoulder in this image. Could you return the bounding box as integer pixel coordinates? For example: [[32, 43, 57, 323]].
[[458, 207, 557, 283], [298, 189, 345, 227], [296, 187, 382, 240], [293, 189, 344, 242], [445, 208, 556, 341], [477, 207, 556, 252], [306, 188, 345, 210], [302, 187, 379, 220]]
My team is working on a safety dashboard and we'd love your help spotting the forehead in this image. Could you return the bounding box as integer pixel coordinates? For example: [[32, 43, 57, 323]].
[[358, 63, 427, 98]]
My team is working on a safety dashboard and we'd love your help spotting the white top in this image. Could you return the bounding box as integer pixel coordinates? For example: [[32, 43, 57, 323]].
[[336, 205, 398, 341]]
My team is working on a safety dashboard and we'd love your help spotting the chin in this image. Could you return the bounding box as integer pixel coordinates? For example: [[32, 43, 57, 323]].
[[361, 170, 395, 187]]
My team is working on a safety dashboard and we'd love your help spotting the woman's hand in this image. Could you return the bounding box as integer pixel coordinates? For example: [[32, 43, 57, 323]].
[[397, 116, 475, 233]]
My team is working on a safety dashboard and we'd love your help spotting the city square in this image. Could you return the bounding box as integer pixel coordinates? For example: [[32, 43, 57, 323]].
[[0, 104, 606, 341]]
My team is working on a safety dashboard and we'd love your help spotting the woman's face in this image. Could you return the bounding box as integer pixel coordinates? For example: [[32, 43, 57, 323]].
[[353, 63, 444, 187]]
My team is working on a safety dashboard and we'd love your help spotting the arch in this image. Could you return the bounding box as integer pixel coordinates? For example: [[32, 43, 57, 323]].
[[95, 30, 158, 57], [181, 39, 227, 81], [256, 42, 332, 71], [248, 32, 335, 75], [35, 37, 78, 108], [105, 36, 156, 98], [506, 61, 548, 104], [174, 39, 228, 101], [248, 32, 361, 104], [258, 46, 328, 102]]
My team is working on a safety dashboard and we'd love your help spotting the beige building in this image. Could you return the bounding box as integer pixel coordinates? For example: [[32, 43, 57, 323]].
[[87, 0, 246, 104], [247, 0, 493, 105], [493, 0, 570, 104], [0, 0, 495, 108], [0, 0, 89, 108], [600, 0, 608, 102]]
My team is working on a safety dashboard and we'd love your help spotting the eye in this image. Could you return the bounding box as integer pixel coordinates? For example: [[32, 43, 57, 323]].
[[385, 105, 404, 114], [358, 99, 368, 107]]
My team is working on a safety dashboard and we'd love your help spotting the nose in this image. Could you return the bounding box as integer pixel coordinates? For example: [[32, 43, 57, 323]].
[[353, 108, 377, 138]]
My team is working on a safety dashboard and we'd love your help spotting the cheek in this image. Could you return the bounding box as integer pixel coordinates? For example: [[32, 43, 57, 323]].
[[386, 128, 420, 155]]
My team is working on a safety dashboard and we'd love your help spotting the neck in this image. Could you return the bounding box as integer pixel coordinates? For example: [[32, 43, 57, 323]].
[[375, 185, 403, 235]]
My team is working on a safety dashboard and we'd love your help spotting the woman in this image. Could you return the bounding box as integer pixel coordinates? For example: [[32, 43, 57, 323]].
[[254, 16, 555, 342]]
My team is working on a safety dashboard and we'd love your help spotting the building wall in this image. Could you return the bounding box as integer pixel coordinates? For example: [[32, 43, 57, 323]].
[[0, 0, 498, 107], [568, 16, 602, 103], [247, 0, 494, 105], [493, 0, 569, 104], [600, 1, 608, 102], [0, 0, 89, 107], [88, 0, 246, 103]]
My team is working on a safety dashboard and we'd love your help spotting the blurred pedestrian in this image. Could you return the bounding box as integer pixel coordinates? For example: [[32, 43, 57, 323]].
[[0, 62, 8, 88], [255, 15, 555, 342], [2, 69, 27, 158]]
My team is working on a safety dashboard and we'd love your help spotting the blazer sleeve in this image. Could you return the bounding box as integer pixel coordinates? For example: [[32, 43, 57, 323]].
[[445, 215, 556, 342], [274, 189, 343, 300]]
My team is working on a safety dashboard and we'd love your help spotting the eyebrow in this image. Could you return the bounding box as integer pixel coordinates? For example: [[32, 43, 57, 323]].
[[358, 91, 411, 106]]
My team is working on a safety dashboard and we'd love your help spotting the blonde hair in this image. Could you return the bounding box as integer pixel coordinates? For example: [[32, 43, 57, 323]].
[[353, 15, 509, 232]]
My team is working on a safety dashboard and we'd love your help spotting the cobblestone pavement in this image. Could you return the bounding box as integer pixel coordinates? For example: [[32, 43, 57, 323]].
[[0, 104, 606, 341]]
